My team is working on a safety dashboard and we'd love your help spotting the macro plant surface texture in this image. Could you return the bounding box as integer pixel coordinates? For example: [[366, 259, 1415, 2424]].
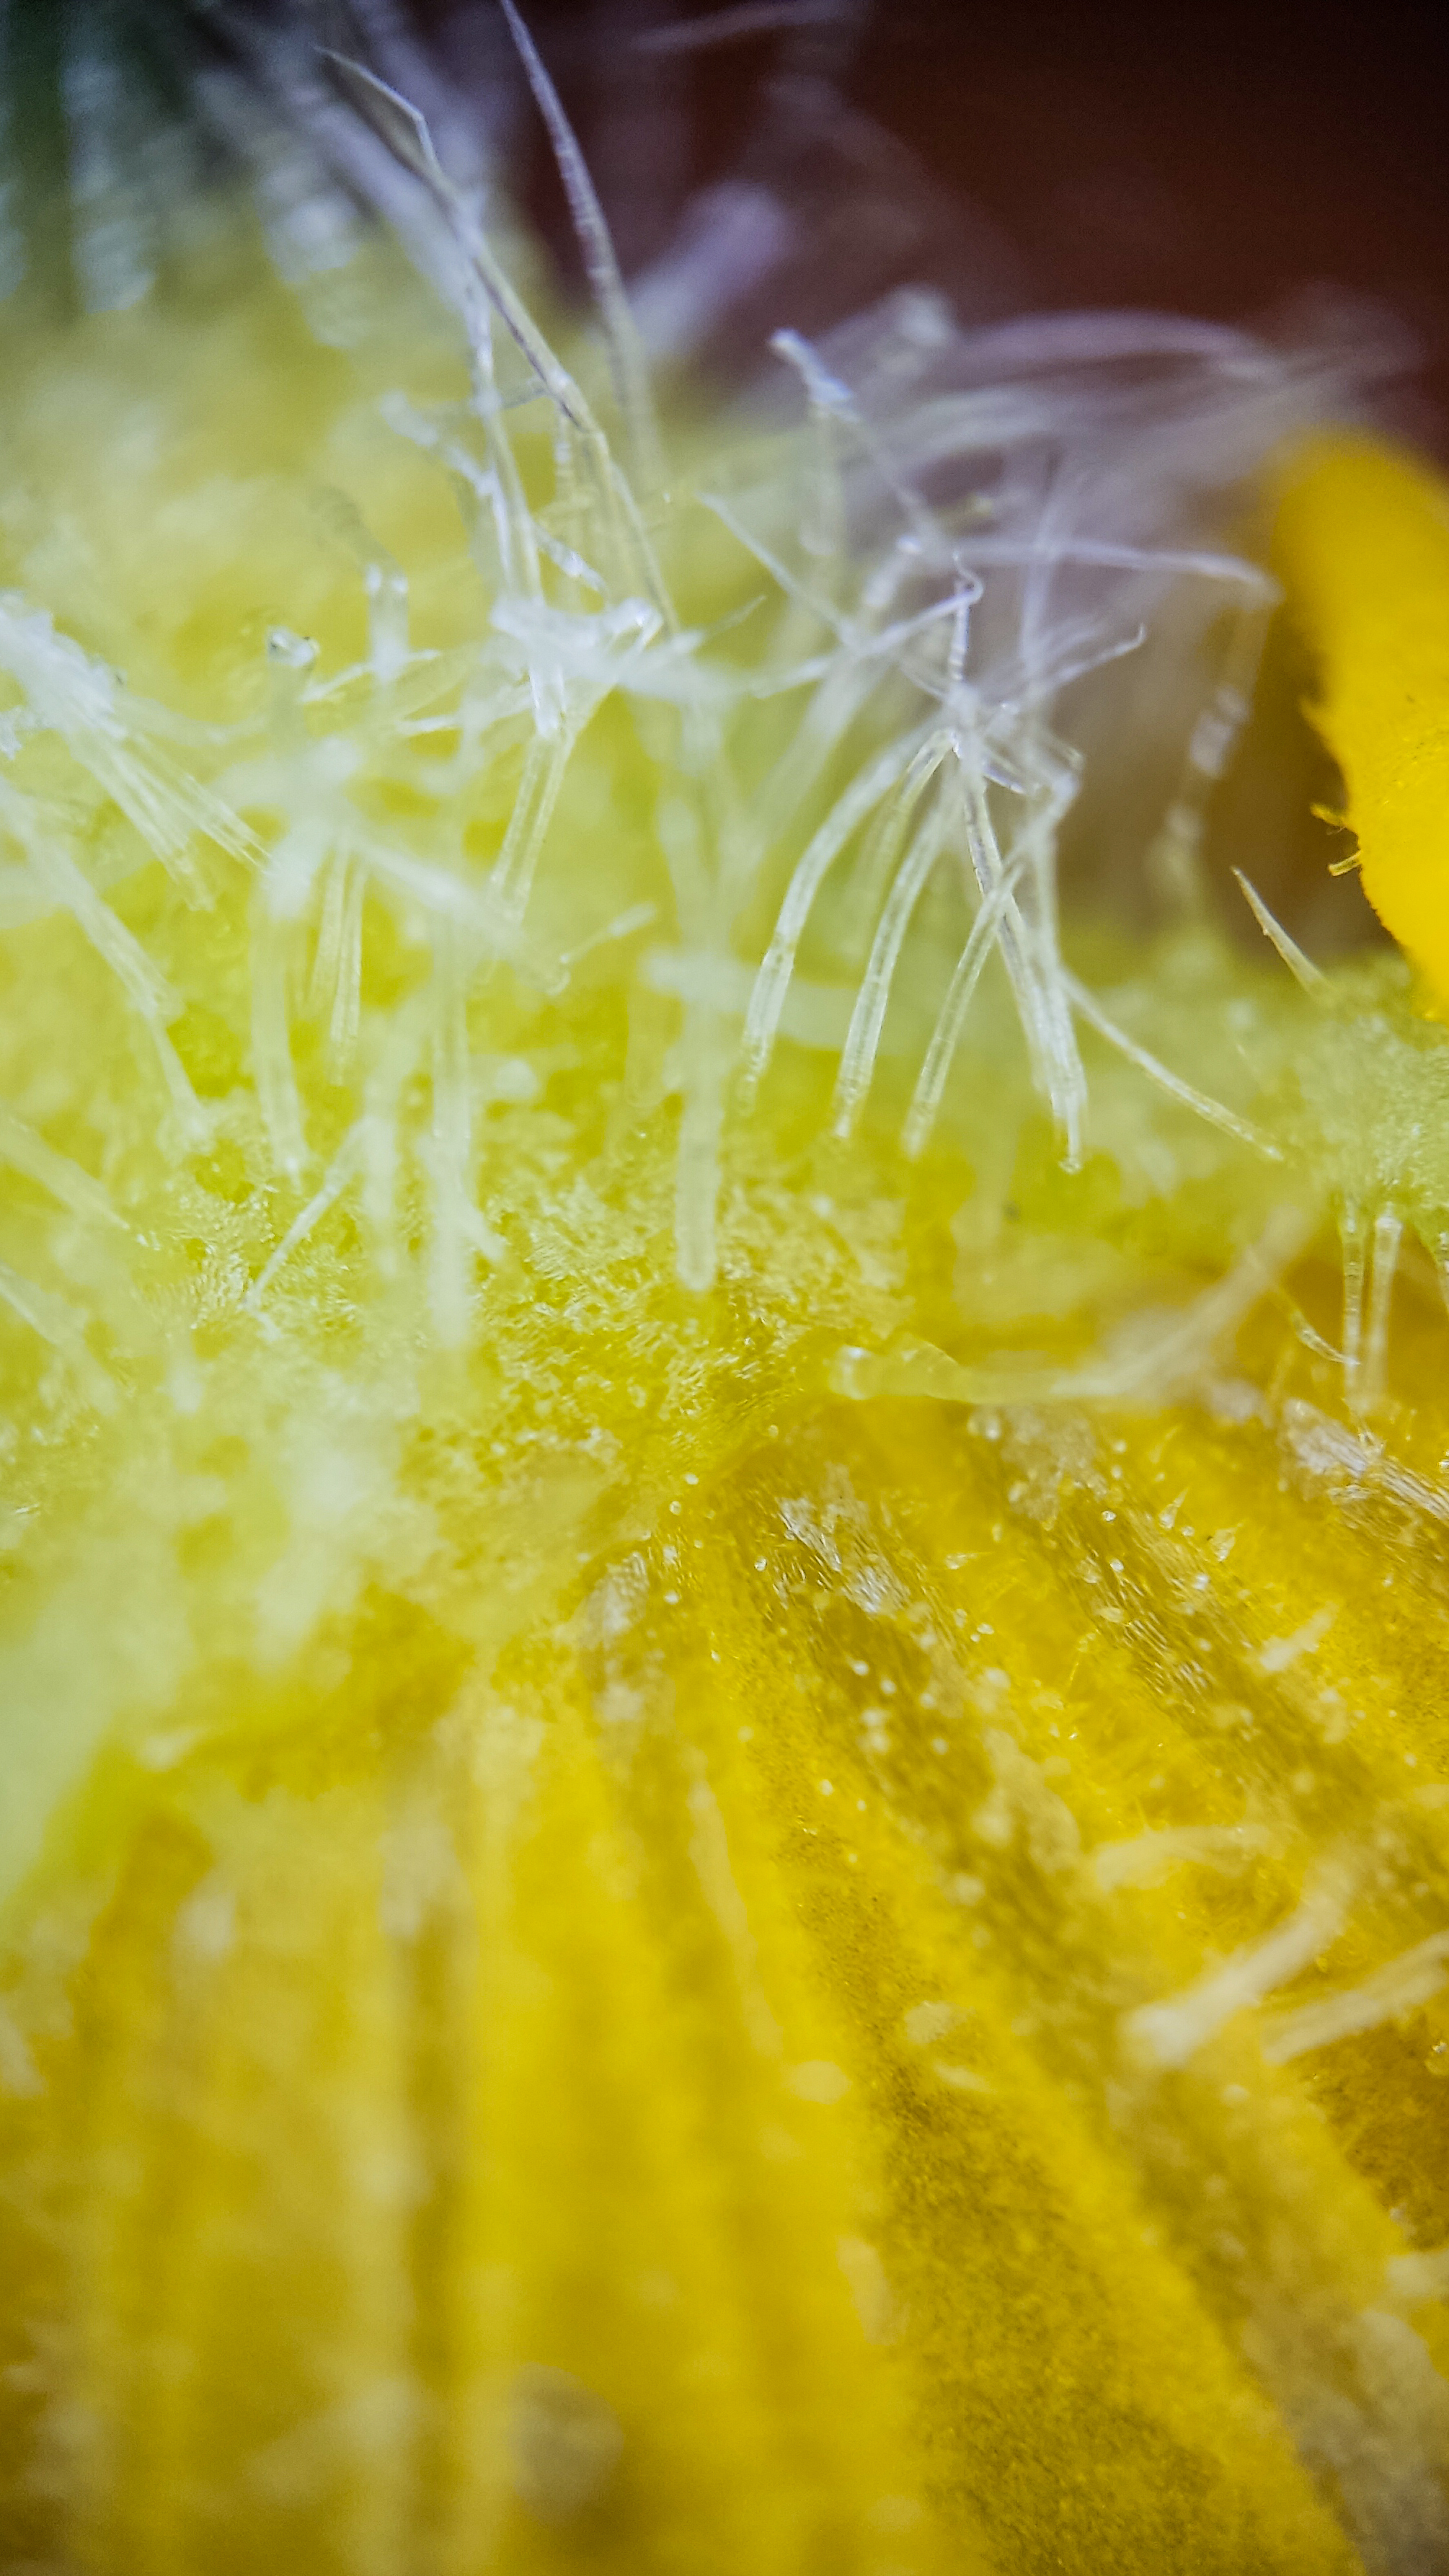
[[1, 13, 1448, 2574]]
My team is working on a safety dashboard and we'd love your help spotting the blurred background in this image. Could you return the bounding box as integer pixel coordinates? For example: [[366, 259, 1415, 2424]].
[[9, 1, 1447, 397], [474, 0, 1449, 421], [3, 0, 1448, 945], [494, 0, 1449, 955]]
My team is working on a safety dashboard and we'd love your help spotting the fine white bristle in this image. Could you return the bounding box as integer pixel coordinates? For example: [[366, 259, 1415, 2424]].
[[1262, 1930, 1449, 2063], [1124, 1867, 1353, 2068], [1234, 869, 1330, 995], [498, 0, 664, 500]]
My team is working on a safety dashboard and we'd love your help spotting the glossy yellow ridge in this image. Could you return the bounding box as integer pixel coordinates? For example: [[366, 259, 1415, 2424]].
[[1275, 433, 1449, 1004]]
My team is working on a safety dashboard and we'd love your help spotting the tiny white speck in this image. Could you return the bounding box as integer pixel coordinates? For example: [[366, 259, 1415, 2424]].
[[934, 2061, 991, 2095], [819, 1779, 834, 1795], [663, 1590, 679, 1605], [789, 2060, 849, 2104], [905, 1999, 957, 2045]]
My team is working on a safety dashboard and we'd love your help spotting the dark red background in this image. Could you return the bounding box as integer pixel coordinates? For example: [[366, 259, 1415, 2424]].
[[488, 0, 1448, 435]]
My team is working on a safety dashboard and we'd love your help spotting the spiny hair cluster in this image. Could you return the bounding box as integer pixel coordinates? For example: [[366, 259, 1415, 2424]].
[[0, 0, 1435, 1453]]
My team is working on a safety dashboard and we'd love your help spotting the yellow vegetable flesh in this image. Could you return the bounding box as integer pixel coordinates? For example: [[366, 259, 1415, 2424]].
[[1275, 434, 1449, 1006], [0, 211, 1448, 2576]]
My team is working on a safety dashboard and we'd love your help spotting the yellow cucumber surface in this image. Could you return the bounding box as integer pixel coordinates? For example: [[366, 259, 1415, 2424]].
[[0, 203, 1448, 2576]]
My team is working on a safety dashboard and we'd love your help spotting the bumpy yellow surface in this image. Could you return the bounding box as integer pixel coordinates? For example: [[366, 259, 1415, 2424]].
[[1, 208, 1448, 2576]]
